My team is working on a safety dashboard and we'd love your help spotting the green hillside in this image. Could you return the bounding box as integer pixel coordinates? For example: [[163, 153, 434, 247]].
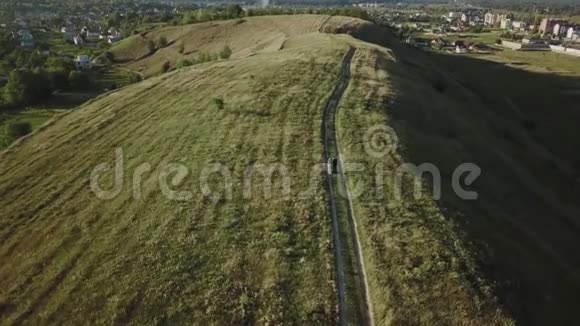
[[4, 13, 580, 325]]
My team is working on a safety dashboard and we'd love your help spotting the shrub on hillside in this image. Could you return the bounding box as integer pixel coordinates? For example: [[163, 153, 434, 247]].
[[147, 40, 156, 53], [175, 59, 193, 69], [160, 61, 171, 74], [157, 36, 168, 48], [219, 46, 232, 59], [212, 97, 224, 110], [128, 72, 143, 84]]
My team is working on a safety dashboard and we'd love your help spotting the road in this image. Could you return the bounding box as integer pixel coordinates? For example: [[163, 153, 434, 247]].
[[322, 47, 374, 326]]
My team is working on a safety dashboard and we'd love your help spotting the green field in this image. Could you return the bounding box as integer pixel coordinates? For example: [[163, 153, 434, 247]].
[[35, 31, 96, 57]]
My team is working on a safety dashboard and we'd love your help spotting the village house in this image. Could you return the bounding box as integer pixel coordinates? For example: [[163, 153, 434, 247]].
[[553, 23, 568, 37], [455, 41, 468, 53], [63, 32, 74, 42], [108, 35, 122, 44], [75, 55, 92, 70], [539, 18, 568, 35], [17, 29, 35, 48], [567, 27, 580, 41], [501, 18, 512, 30], [431, 37, 449, 49], [484, 12, 497, 26], [448, 12, 463, 20], [511, 21, 527, 32], [74, 34, 84, 46]]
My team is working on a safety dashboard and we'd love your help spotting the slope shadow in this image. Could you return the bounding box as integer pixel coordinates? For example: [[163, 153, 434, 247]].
[[354, 26, 580, 325]]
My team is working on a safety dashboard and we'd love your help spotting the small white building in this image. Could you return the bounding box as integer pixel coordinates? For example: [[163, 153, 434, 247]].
[[108, 27, 120, 36], [75, 55, 92, 70], [484, 13, 497, 26], [512, 21, 527, 31], [85, 32, 101, 42], [73, 34, 84, 45], [553, 23, 568, 36], [107, 35, 122, 44], [501, 18, 512, 30], [449, 12, 462, 20], [456, 45, 468, 54], [567, 27, 580, 40], [18, 30, 35, 48]]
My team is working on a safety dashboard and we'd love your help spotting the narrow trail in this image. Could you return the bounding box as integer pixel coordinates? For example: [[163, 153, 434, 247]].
[[322, 47, 374, 326]]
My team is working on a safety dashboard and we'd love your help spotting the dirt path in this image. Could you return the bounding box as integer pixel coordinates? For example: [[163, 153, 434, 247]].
[[322, 47, 374, 326]]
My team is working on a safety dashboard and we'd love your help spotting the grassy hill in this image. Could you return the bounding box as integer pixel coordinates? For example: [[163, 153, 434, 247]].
[[110, 15, 369, 77], [5, 14, 579, 325]]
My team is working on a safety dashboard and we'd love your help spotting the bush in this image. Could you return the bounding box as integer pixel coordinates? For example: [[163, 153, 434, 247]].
[[128, 72, 142, 84], [104, 51, 115, 62], [160, 61, 171, 74], [147, 40, 156, 53], [157, 36, 168, 48], [175, 59, 193, 69], [8, 121, 32, 138], [212, 97, 224, 110], [219, 45, 232, 59]]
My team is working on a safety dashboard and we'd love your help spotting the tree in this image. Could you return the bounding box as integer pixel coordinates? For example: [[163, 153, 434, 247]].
[[7, 121, 32, 139], [225, 5, 244, 19], [68, 71, 92, 90], [3, 70, 33, 107]]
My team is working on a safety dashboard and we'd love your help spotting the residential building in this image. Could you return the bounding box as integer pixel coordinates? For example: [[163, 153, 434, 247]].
[[461, 13, 470, 23], [484, 12, 497, 26], [552, 23, 569, 36], [86, 32, 101, 42], [75, 55, 91, 70], [568, 27, 580, 40], [501, 18, 512, 30], [108, 27, 120, 36], [455, 40, 468, 53], [449, 12, 462, 20], [18, 30, 35, 48], [73, 34, 84, 46], [512, 21, 527, 32], [456, 45, 468, 53], [107, 35, 122, 44], [539, 18, 568, 34], [63, 32, 74, 42]]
